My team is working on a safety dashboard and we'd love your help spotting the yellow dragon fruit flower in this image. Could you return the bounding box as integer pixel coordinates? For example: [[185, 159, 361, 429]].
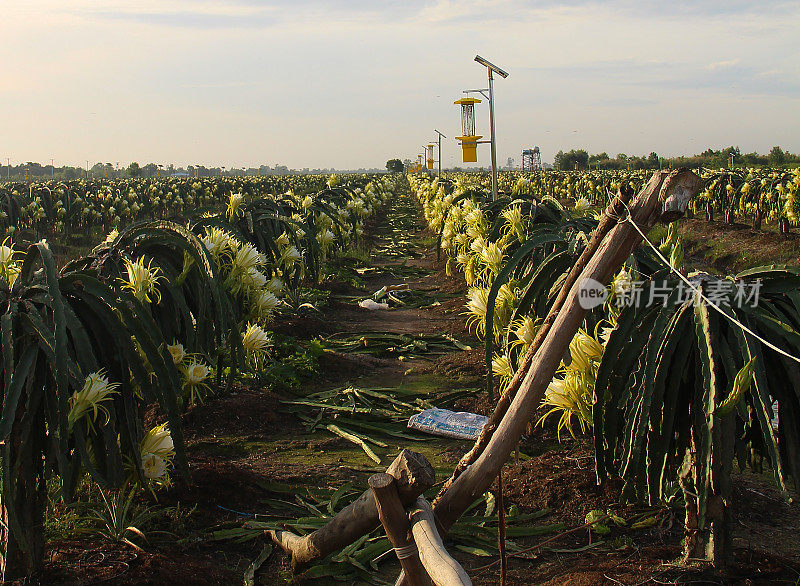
[[140, 423, 175, 464], [119, 256, 164, 304], [181, 358, 212, 407], [68, 370, 120, 430], [227, 192, 245, 221], [242, 322, 272, 366], [0, 237, 20, 288], [465, 287, 490, 337], [167, 342, 187, 366], [201, 226, 235, 262], [573, 197, 591, 213], [279, 246, 301, 268], [250, 290, 281, 322], [142, 453, 168, 479], [510, 316, 540, 351], [492, 353, 515, 390], [231, 243, 266, 273]]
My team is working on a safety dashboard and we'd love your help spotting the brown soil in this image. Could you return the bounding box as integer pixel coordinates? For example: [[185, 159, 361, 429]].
[[680, 217, 800, 273], [37, 188, 800, 586], [44, 539, 238, 585]]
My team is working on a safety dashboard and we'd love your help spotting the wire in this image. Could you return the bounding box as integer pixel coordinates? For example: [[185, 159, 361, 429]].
[[617, 198, 800, 364], [393, 544, 418, 560]]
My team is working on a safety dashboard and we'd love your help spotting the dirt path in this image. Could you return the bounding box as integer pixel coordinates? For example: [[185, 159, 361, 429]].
[[41, 179, 800, 586]]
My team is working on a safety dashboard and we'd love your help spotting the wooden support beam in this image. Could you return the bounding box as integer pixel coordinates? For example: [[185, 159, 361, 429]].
[[369, 473, 431, 586], [429, 170, 703, 536], [270, 449, 435, 569], [408, 497, 472, 586], [425, 170, 704, 539], [436, 183, 636, 499]]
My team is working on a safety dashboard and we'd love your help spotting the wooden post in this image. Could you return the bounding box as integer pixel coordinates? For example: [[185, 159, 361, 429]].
[[429, 170, 704, 534], [369, 473, 430, 586], [496, 471, 507, 586], [408, 497, 472, 586], [438, 182, 638, 499], [270, 449, 435, 569]]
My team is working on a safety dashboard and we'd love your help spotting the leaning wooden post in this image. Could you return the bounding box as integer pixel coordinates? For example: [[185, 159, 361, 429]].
[[409, 498, 472, 586], [270, 449, 435, 569], [425, 170, 703, 541], [369, 474, 431, 586], [438, 183, 637, 498]]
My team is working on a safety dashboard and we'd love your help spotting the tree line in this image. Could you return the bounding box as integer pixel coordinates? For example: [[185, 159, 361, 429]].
[[554, 146, 799, 170], [0, 162, 338, 182]]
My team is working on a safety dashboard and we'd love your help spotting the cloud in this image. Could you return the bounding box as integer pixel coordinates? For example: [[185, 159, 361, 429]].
[[707, 59, 740, 70], [2, 0, 799, 168]]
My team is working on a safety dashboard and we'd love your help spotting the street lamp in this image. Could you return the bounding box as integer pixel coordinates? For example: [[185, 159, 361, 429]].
[[426, 144, 435, 170], [455, 55, 509, 201], [434, 129, 446, 178]]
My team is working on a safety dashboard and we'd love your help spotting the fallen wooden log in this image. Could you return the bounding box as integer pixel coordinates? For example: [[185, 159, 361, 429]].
[[369, 473, 431, 586], [408, 497, 472, 586], [430, 169, 703, 537], [269, 449, 435, 569]]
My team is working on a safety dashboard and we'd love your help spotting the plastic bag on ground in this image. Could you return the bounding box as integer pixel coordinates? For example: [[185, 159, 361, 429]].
[[359, 299, 390, 310], [407, 407, 488, 440]]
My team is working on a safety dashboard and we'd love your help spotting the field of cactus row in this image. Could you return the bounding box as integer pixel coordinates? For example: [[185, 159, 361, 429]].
[[1, 170, 799, 584], [2, 167, 798, 246]]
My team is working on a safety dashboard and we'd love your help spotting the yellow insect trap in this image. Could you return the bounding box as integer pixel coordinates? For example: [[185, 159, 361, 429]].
[[454, 97, 482, 163]]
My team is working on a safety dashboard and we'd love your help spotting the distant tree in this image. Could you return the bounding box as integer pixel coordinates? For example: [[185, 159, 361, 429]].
[[721, 146, 740, 157], [90, 162, 105, 178], [629, 156, 646, 170], [26, 162, 44, 177], [127, 162, 141, 177], [769, 146, 786, 165], [554, 149, 588, 170], [647, 152, 660, 168], [385, 159, 404, 173], [142, 163, 158, 177]]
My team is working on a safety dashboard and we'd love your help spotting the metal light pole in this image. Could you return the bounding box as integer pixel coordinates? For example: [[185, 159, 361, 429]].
[[456, 56, 508, 200], [434, 129, 446, 178], [475, 55, 508, 201], [487, 71, 499, 200]]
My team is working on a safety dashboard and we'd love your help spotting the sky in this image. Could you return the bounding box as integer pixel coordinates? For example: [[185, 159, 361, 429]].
[[1, 0, 799, 170]]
